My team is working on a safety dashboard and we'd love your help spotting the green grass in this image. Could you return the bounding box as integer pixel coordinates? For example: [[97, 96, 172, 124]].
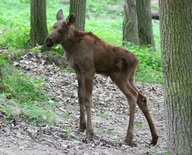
[[3, 69, 46, 102], [0, 57, 57, 125]]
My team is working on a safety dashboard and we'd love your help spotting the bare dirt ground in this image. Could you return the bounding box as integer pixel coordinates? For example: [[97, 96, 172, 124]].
[[0, 52, 167, 155]]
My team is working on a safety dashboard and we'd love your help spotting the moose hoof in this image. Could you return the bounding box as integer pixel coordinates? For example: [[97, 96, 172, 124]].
[[86, 129, 94, 140], [79, 123, 86, 132], [150, 135, 159, 146], [124, 139, 137, 147]]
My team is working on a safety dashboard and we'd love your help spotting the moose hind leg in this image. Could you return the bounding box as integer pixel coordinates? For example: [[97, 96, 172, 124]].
[[129, 71, 158, 145], [110, 74, 138, 144], [137, 94, 158, 145]]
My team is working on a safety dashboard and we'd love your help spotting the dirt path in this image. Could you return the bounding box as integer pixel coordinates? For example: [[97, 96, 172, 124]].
[[0, 53, 166, 155]]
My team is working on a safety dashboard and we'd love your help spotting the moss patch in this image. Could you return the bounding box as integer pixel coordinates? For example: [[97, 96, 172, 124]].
[[47, 51, 67, 68], [0, 82, 14, 96], [0, 49, 26, 62]]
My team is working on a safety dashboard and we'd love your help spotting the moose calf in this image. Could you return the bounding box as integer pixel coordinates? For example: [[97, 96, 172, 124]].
[[46, 9, 158, 145]]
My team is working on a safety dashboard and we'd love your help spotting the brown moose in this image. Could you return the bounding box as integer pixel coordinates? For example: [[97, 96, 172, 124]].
[[46, 9, 158, 145]]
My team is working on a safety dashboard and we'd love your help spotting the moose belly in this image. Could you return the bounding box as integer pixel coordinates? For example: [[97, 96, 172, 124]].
[[94, 57, 114, 74]]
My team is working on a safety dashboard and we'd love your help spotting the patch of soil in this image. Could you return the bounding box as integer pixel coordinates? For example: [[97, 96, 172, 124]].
[[0, 52, 166, 154]]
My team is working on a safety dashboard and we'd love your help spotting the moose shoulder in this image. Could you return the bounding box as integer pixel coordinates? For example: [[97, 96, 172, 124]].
[[46, 9, 158, 145]]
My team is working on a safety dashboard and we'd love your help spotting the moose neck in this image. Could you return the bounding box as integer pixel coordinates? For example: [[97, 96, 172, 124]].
[[61, 39, 76, 53], [61, 27, 81, 54]]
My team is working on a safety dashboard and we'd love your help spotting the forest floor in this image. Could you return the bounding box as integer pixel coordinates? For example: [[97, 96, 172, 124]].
[[0, 52, 167, 155]]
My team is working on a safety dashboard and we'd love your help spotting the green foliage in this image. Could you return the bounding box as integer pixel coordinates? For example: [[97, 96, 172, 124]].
[[0, 50, 26, 63], [64, 68, 75, 73], [107, 126, 114, 134], [50, 45, 64, 55], [19, 0, 30, 3], [0, 57, 58, 125], [163, 150, 168, 155], [87, 0, 123, 18], [0, 26, 29, 49], [0, 103, 13, 116], [151, 3, 159, 11], [149, 150, 168, 155], [0, 0, 162, 82], [100, 112, 108, 118], [2, 65, 46, 102], [123, 42, 162, 82], [0, 0, 30, 49], [29, 44, 42, 54], [86, 18, 122, 45], [20, 101, 57, 125], [138, 122, 144, 129]]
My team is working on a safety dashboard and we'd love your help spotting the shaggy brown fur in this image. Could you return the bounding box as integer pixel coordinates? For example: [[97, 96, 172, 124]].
[[46, 9, 158, 145]]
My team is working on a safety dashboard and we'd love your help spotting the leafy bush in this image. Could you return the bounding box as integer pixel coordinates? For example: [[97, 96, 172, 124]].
[[87, 0, 123, 18], [123, 42, 162, 82], [0, 27, 29, 49], [19, 0, 30, 3]]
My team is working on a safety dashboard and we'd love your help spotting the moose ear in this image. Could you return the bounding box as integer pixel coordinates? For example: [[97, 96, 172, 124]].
[[66, 14, 75, 25], [56, 9, 63, 21]]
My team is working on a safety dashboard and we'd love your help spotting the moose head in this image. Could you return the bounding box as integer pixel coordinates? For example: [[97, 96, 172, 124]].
[[46, 9, 75, 48]]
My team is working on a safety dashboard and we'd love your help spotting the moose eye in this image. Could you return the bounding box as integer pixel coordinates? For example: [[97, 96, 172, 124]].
[[58, 29, 64, 34]]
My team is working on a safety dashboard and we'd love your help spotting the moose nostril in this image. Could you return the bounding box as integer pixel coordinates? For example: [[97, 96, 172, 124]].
[[46, 38, 54, 47]]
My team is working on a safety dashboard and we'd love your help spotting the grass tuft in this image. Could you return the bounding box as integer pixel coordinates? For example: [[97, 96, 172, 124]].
[[0, 57, 58, 125]]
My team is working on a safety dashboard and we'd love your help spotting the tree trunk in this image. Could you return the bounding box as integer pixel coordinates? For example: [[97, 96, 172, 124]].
[[0, 68, 3, 93], [70, 0, 86, 31], [123, 0, 139, 45], [30, 0, 48, 48], [0, 68, 2, 82], [160, 0, 192, 154], [136, 0, 155, 47]]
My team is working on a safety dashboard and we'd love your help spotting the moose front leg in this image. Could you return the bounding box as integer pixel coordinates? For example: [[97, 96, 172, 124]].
[[77, 74, 86, 132], [83, 72, 94, 140]]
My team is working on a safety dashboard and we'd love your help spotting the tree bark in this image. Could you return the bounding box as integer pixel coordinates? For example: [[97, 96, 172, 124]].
[[0, 67, 3, 93], [70, 0, 86, 31], [160, 0, 192, 154], [123, 0, 139, 45], [136, 0, 155, 47], [30, 0, 48, 48]]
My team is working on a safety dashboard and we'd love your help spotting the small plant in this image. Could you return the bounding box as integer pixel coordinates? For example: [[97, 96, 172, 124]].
[[65, 127, 72, 133], [0, 104, 13, 116], [63, 112, 71, 117], [29, 44, 43, 55], [107, 126, 114, 134], [138, 122, 144, 129], [163, 150, 168, 155], [100, 112, 108, 118], [75, 138, 81, 141], [20, 101, 57, 125], [65, 68, 75, 73]]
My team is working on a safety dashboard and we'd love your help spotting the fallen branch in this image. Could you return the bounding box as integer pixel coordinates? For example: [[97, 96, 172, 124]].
[[152, 11, 159, 20]]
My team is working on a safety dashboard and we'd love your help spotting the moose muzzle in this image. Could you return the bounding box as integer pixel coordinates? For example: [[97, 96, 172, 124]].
[[45, 37, 54, 47]]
